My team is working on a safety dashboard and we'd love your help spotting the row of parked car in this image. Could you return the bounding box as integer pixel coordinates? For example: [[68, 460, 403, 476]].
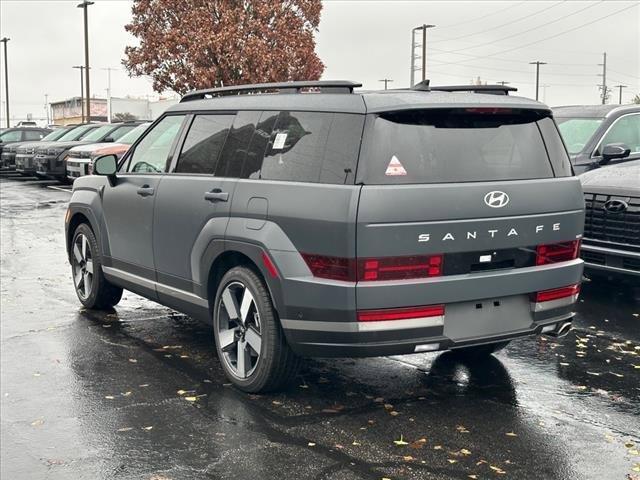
[[0, 121, 150, 182]]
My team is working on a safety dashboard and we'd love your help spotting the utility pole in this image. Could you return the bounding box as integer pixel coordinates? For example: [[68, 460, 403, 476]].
[[1, 37, 10, 128], [44, 94, 50, 125], [410, 24, 435, 87], [378, 78, 393, 90], [529, 61, 547, 101], [614, 84, 627, 104], [77, 1, 94, 122], [73, 65, 85, 122], [102, 67, 116, 122], [598, 52, 609, 105]]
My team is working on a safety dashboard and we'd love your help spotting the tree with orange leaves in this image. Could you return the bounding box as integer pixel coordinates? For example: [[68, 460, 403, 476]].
[[123, 0, 325, 94]]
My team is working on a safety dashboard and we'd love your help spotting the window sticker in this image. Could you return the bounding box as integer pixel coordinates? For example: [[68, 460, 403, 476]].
[[272, 132, 288, 150], [385, 155, 407, 176]]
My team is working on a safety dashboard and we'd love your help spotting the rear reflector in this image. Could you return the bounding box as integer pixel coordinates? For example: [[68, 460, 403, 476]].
[[357, 304, 445, 322], [359, 254, 443, 281], [261, 252, 279, 279], [536, 240, 580, 265], [534, 284, 580, 303]]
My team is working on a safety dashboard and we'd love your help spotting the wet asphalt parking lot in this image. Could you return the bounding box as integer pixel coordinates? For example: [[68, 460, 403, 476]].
[[1, 175, 639, 480]]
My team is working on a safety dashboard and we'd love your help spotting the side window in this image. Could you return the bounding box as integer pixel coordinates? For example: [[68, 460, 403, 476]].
[[261, 111, 331, 182], [176, 114, 234, 174], [320, 114, 364, 184], [215, 111, 278, 179], [261, 112, 363, 184], [0, 130, 21, 142], [107, 125, 137, 141], [23, 130, 46, 141], [243, 111, 278, 178], [126, 115, 184, 173], [595, 114, 640, 157], [538, 117, 572, 177], [216, 111, 260, 178]]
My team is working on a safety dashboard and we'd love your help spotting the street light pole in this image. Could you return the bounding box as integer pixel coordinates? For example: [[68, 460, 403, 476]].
[[529, 61, 547, 101], [410, 24, 435, 87], [1, 37, 10, 128], [73, 66, 85, 122], [378, 78, 393, 90], [77, 1, 94, 122]]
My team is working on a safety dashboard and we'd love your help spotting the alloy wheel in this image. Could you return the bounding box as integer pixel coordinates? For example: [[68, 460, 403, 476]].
[[216, 281, 262, 379], [72, 233, 94, 300]]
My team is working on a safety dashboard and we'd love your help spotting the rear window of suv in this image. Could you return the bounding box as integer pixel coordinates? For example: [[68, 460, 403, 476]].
[[358, 108, 566, 184]]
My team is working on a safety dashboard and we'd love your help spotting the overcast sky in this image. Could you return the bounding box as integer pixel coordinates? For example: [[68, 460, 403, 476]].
[[1, 0, 638, 124]]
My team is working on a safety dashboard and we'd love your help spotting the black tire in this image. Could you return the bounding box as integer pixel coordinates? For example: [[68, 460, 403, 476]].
[[71, 223, 123, 309], [451, 341, 510, 359], [213, 266, 301, 393]]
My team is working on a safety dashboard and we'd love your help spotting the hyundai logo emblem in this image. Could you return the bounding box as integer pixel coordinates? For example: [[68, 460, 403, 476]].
[[603, 199, 628, 213], [484, 191, 510, 208]]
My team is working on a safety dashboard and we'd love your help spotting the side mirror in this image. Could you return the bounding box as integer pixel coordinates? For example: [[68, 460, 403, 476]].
[[93, 154, 118, 177], [103, 136, 114, 143], [600, 143, 630, 165]]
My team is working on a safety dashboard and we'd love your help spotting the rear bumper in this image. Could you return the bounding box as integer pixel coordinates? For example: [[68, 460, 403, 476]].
[[581, 242, 640, 277], [279, 258, 583, 357], [283, 308, 575, 357]]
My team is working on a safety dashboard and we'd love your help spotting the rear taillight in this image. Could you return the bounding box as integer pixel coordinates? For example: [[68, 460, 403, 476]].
[[358, 254, 443, 281], [534, 284, 580, 303], [536, 240, 580, 265], [301, 254, 356, 281], [357, 304, 445, 322], [301, 253, 443, 282]]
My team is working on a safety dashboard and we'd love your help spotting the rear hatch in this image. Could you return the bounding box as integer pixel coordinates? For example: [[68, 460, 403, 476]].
[[355, 107, 584, 310]]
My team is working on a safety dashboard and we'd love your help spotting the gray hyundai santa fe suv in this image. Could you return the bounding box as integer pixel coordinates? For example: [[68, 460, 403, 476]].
[[65, 80, 585, 392]]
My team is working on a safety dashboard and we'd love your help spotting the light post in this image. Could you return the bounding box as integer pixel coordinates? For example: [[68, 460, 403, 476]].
[[73, 65, 85, 122], [77, 1, 94, 122], [410, 24, 435, 87], [1, 37, 10, 128]]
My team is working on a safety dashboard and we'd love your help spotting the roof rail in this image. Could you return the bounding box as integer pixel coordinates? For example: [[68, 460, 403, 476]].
[[429, 84, 518, 96], [180, 80, 362, 102]]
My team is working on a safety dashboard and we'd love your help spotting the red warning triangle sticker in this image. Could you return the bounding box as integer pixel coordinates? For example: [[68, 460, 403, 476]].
[[385, 155, 407, 176]]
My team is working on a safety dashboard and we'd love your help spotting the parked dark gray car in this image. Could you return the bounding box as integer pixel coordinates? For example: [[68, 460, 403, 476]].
[[35, 123, 141, 181], [554, 104, 640, 174], [2, 127, 72, 169], [580, 159, 640, 279], [65, 81, 585, 392]]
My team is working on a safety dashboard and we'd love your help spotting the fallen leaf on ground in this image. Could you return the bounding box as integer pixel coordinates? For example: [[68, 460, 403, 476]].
[[184, 396, 197, 402], [393, 435, 409, 446], [142, 426, 153, 430], [31, 419, 44, 426], [456, 425, 470, 433], [117, 427, 133, 432], [307, 442, 316, 447], [128, 359, 137, 363], [505, 432, 518, 437]]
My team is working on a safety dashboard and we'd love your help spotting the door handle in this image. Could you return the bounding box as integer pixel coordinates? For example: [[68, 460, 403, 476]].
[[204, 189, 229, 202], [136, 185, 155, 197]]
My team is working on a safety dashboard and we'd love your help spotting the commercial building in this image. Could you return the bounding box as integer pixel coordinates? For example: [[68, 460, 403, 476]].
[[50, 96, 179, 125]]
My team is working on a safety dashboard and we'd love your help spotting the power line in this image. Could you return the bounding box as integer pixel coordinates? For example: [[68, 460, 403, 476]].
[[429, 59, 599, 77], [431, 1, 566, 44], [433, 1, 602, 54], [431, 3, 638, 67], [438, 1, 527, 29]]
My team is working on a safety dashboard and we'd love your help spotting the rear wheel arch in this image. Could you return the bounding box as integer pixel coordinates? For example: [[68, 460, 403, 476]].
[[205, 247, 283, 318]]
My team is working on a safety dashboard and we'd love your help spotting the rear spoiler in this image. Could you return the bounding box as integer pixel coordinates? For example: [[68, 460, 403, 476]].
[[412, 81, 517, 96]]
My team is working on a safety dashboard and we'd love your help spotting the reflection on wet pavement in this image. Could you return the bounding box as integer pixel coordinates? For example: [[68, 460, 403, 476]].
[[1, 178, 639, 480]]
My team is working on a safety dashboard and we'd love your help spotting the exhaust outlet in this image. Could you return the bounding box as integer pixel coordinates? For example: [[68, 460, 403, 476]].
[[545, 321, 573, 338]]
